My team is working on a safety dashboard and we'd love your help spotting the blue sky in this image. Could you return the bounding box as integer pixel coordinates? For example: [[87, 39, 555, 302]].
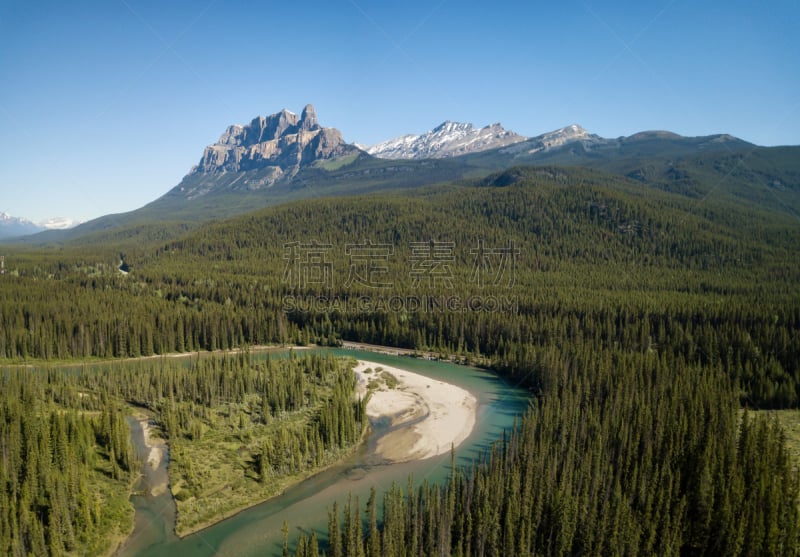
[[1, 0, 798, 223]]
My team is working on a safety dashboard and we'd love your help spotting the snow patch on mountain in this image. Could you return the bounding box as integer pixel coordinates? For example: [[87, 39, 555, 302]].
[[501, 124, 606, 155], [38, 217, 83, 230], [0, 212, 43, 239], [1, 212, 35, 226], [366, 121, 526, 160], [0, 212, 83, 239]]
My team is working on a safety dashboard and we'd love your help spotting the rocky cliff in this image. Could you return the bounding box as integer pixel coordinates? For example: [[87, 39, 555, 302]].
[[189, 104, 361, 182]]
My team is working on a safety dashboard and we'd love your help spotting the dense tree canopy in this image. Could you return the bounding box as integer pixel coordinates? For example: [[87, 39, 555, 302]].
[[306, 345, 800, 556], [1, 166, 799, 555]]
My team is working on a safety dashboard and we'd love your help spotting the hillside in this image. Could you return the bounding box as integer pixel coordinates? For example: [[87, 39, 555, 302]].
[[3, 165, 798, 403], [465, 132, 800, 215]]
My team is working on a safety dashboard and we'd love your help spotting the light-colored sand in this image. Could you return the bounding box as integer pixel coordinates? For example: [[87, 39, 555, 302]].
[[137, 417, 169, 496], [353, 360, 478, 463]]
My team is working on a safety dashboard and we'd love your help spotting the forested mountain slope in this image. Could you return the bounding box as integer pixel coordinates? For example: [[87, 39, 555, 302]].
[[2, 164, 800, 555], [2, 166, 798, 407]]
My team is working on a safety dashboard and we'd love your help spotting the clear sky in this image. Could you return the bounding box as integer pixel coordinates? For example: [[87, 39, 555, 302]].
[[1, 0, 798, 223]]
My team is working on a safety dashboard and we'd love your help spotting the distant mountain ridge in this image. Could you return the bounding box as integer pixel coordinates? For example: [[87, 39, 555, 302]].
[[491, 128, 755, 166], [0, 212, 83, 240], [0, 212, 41, 239], [8, 103, 799, 247], [365, 120, 526, 159], [501, 124, 598, 155]]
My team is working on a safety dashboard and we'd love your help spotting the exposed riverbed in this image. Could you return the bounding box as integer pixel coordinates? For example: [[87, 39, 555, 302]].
[[115, 348, 528, 557]]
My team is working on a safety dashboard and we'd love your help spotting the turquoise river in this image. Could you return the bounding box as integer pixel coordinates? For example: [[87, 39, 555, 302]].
[[116, 348, 529, 557]]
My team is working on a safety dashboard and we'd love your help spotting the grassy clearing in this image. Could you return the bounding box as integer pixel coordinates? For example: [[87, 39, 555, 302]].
[[314, 153, 360, 171], [756, 410, 800, 466], [170, 437, 359, 537]]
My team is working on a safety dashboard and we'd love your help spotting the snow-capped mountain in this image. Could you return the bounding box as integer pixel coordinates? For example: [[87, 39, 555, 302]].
[[500, 124, 607, 156], [0, 212, 83, 240], [38, 217, 83, 230], [366, 121, 526, 160], [0, 212, 43, 239]]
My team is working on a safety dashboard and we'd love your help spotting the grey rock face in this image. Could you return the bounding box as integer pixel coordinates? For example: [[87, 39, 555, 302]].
[[190, 104, 358, 177]]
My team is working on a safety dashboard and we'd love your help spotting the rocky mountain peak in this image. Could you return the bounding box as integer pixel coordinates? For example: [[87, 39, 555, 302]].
[[300, 104, 319, 131], [367, 120, 526, 160], [248, 110, 299, 145], [540, 124, 591, 144], [432, 121, 473, 134], [182, 105, 361, 195], [501, 124, 604, 156], [217, 124, 246, 146]]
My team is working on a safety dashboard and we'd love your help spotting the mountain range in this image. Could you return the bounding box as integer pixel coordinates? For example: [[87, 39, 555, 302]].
[[0, 213, 82, 240], [5, 104, 799, 245], [363, 120, 526, 159]]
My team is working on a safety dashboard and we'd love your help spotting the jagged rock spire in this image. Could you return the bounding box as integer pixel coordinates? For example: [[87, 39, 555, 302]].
[[300, 104, 318, 131]]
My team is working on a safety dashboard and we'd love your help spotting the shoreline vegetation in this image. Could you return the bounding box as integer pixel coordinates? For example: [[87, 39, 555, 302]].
[[171, 429, 370, 539], [97, 459, 139, 557], [122, 353, 366, 538], [0, 367, 138, 557], [115, 347, 480, 542], [0, 342, 483, 548], [341, 340, 491, 367], [0, 343, 313, 368], [2, 339, 479, 371]]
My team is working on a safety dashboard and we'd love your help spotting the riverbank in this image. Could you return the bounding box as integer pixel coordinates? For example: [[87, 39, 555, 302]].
[[173, 431, 370, 539], [169, 356, 479, 537], [101, 518, 135, 557], [112, 348, 527, 556], [174, 357, 479, 538], [0, 343, 312, 368], [353, 360, 478, 462], [341, 340, 490, 368], [162, 355, 364, 539], [134, 413, 169, 497]]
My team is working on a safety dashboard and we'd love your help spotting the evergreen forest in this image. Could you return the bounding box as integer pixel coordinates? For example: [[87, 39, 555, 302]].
[[1, 165, 799, 555]]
